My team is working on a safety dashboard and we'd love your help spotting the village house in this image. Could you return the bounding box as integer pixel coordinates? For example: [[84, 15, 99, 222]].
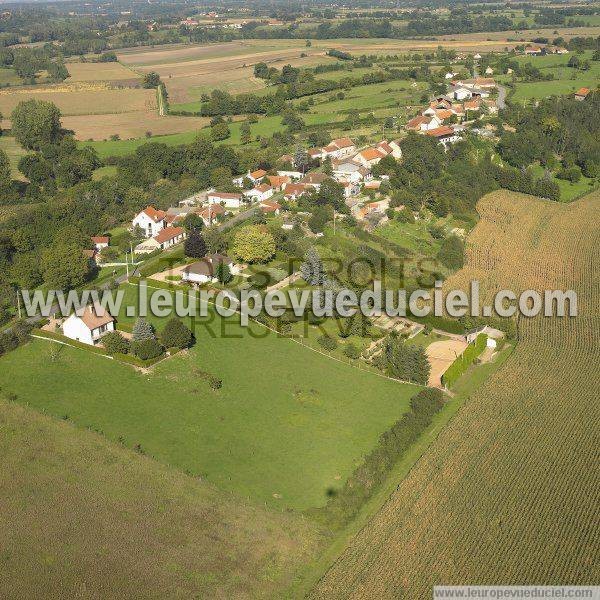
[[382, 140, 402, 159], [321, 137, 356, 160], [260, 199, 282, 214], [575, 87, 590, 101], [353, 147, 387, 169], [406, 114, 443, 131], [307, 148, 325, 162], [284, 183, 309, 201], [132, 206, 167, 238], [134, 226, 186, 254], [207, 191, 244, 209], [299, 172, 329, 190], [266, 175, 291, 192], [244, 183, 274, 203], [181, 254, 240, 285], [277, 169, 303, 180], [426, 125, 461, 147], [198, 203, 225, 227], [524, 46, 543, 56], [63, 303, 115, 346], [332, 160, 371, 184], [91, 236, 109, 251]]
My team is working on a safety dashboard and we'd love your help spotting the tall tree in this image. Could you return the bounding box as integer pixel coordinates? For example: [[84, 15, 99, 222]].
[[184, 229, 206, 258], [132, 317, 156, 342], [11, 99, 62, 150], [301, 247, 325, 285], [40, 242, 90, 290]]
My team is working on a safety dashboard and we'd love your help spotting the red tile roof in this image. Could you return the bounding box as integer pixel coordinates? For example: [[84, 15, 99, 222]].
[[142, 206, 166, 222], [91, 236, 109, 245], [575, 87, 590, 97], [249, 169, 267, 180], [154, 226, 185, 244], [426, 125, 456, 138]]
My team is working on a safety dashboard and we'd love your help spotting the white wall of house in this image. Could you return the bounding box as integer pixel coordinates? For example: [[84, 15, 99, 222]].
[[135, 239, 160, 254], [207, 194, 243, 208], [132, 212, 164, 238], [63, 316, 115, 345]]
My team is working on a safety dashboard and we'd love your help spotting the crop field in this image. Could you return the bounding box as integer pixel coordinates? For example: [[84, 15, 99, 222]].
[[65, 61, 138, 82], [311, 189, 600, 595], [62, 111, 209, 141], [119, 40, 334, 103], [0, 84, 155, 117], [0, 284, 420, 511], [0, 397, 322, 598]]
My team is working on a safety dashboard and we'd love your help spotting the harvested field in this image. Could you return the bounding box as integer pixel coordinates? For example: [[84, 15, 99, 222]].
[[425, 339, 468, 387], [0, 85, 155, 117], [62, 111, 209, 141], [0, 398, 323, 598], [66, 61, 138, 82], [311, 189, 600, 596], [140, 51, 329, 103]]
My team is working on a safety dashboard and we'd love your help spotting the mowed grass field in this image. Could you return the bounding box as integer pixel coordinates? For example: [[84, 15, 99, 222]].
[[509, 51, 600, 102], [312, 190, 600, 596], [0, 284, 420, 510], [0, 397, 323, 598]]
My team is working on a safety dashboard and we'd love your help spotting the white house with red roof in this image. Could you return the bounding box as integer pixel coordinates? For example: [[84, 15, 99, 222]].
[[243, 183, 274, 203], [406, 114, 443, 131], [353, 147, 387, 169], [91, 236, 109, 250], [321, 137, 356, 160], [260, 199, 281, 214], [426, 125, 461, 147], [575, 87, 590, 101], [198, 203, 225, 227], [134, 226, 186, 254], [207, 190, 244, 208], [132, 206, 167, 238]]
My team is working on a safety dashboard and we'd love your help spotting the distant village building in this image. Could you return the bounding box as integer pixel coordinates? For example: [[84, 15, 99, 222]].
[[575, 87, 590, 101]]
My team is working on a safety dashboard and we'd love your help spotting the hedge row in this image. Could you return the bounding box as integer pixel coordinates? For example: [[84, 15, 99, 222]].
[[310, 388, 447, 529], [441, 333, 487, 388], [31, 328, 168, 368]]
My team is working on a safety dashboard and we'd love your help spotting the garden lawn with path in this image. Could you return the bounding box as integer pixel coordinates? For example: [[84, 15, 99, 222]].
[[0, 282, 421, 511]]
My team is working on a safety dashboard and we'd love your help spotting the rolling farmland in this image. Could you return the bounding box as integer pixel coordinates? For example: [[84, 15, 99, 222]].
[[311, 190, 600, 597]]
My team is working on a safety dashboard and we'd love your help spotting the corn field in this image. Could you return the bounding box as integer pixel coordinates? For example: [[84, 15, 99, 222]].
[[311, 190, 600, 598]]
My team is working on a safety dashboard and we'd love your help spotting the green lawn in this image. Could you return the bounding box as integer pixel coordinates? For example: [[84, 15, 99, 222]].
[[1, 283, 420, 510], [510, 51, 600, 102], [81, 115, 284, 158], [0, 67, 21, 86], [0, 135, 27, 179], [529, 163, 598, 202]]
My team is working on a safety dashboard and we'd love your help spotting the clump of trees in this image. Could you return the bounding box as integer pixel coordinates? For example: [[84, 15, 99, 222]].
[[231, 225, 275, 263], [375, 332, 431, 385]]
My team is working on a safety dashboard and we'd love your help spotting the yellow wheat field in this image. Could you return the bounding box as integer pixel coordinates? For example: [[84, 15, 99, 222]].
[[312, 190, 600, 598]]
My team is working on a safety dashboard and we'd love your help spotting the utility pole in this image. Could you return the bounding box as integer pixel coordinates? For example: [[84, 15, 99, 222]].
[[125, 251, 130, 279], [16, 289, 22, 320]]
